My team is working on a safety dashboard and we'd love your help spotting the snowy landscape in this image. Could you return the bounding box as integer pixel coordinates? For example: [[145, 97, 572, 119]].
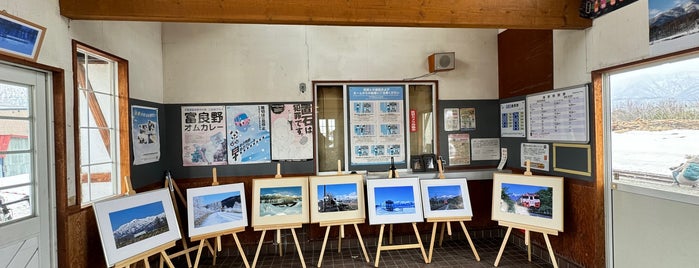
[[259, 186, 303, 217], [649, 0, 699, 55], [192, 192, 244, 228], [111, 211, 169, 249]]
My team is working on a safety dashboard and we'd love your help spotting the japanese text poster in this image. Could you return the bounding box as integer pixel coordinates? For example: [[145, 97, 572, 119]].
[[270, 103, 313, 160], [131, 105, 160, 165], [448, 133, 470, 166], [500, 100, 526, 138], [348, 86, 405, 165], [181, 106, 228, 166], [459, 107, 476, 131], [226, 105, 271, 164], [520, 143, 550, 171], [471, 138, 501, 161], [444, 108, 460, 131]]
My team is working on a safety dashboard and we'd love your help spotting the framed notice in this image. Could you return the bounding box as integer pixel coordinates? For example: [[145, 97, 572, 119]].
[[500, 100, 526, 138], [526, 84, 589, 143]]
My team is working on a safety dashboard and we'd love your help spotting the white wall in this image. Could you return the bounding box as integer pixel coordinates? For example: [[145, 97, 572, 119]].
[[162, 23, 499, 103], [0, 0, 164, 205]]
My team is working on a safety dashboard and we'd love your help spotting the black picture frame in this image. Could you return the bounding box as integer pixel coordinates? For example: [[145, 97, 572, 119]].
[[422, 154, 437, 172], [410, 155, 425, 172]]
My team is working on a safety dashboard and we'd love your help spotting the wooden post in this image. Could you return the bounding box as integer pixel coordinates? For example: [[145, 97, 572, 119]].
[[275, 163, 282, 178], [123, 175, 136, 195], [437, 156, 445, 179]]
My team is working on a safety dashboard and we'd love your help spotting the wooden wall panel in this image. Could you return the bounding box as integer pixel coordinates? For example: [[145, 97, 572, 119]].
[[498, 29, 553, 99]]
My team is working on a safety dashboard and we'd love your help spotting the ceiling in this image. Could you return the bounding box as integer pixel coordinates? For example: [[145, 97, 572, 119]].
[[58, 0, 591, 30]]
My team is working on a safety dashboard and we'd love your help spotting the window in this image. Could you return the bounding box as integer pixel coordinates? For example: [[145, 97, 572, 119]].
[[315, 82, 436, 173], [73, 42, 130, 205], [607, 52, 699, 196]]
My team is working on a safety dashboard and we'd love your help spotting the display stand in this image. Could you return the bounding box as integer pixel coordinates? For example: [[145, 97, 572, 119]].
[[188, 168, 250, 268], [425, 158, 480, 263], [315, 160, 371, 267], [160, 173, 196, 268], [117, 176, 175, 268], [251, 163, 306, 268], [373, 166, 428, 268], [493, 161, 559, 268]]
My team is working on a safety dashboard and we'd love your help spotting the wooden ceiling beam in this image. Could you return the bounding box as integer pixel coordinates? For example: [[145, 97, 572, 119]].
[[59, 0, 591, 30]]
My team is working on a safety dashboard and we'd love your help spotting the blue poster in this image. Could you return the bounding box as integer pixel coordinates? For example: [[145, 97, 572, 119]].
[[131, 105, 160, 165], [226, 105, 271, 164]]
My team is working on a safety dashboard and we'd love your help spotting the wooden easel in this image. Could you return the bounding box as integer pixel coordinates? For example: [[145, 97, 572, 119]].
[[425, 158, 480, 263], [251, 163, 307, 268], [189, 168, 250, 268], [316, 160, 371, 267], [118, 176, 175, 268], [160, 172, 196, 268], [373, 165, 428, 268], [493, 161, 559, 268]]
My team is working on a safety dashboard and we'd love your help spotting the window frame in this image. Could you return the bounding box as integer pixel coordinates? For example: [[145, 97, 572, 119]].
[[71, 41, 130, 206]]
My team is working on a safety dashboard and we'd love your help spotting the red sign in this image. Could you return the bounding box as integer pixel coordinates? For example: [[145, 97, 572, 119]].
[[409, 109, 417, 132]]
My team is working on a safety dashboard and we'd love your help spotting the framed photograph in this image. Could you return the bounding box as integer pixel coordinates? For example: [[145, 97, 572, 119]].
[[93, 189, 181, 267], [309, 174, 365, 223], [422, 154, 437, 171], [366, 177, 424, 225], [491, 173, 564, 232], [420, 178, 473, 219], [0, 12, 46, 61], [410, 155, 425, 172], [187, 183, 247, 238], [251, 176, 309, 228]]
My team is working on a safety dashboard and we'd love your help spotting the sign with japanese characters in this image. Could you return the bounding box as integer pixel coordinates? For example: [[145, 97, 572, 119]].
[[226, 105, 271, 164], [270, 103, 313, 160], [131, 105, 160, 165], [181, 106, 228, 166]]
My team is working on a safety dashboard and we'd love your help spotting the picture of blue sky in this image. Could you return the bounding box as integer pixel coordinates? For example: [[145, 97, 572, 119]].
[[649, 0, 681, 19], [374, 186, 414, 205], [317, 183, 356, 200], [196, 191, 240, 204], [108, 201, 165, 231], [261, 186, 302, 196], [502, 183, 548, 195], [427, 185, 461, 198]]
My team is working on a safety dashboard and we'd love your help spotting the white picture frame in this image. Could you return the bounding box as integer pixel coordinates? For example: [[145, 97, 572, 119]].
[[251, 176, 309, 228], [366, 177, 424, 225], [93, 189, 181, 267], [419, 178, 473, 219], [309, 174, 365, 223], [491, 173, 564, 232], [187, 183, 248, 238]]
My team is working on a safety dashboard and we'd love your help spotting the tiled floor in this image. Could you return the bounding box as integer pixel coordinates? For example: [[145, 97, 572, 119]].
[[167, 231, 554, 268]]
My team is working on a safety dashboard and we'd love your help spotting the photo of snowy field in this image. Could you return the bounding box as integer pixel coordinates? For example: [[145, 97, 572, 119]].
[[192, 191, 243, 228], [373, 186, 416, 215], [316, 183, 359, 213], [108, 201, 169, 249], [259, 186, 303, 217]]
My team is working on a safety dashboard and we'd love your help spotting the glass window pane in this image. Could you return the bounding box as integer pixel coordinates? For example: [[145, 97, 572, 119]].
[[0, 119, 31, 152], [88, 129, 111, 164], [76, 52, 87, 89], [78, 89, 89, 128], [79, 128, 90, 166], [94, 92, 114, 129], [409, 85, 434, 155], [0, 83, 29, 112], [86, 55, 112, 94], [0, 152, 31, 179], [0, 185, 33, 224], [89, 163, 114, 201], [317, 86, 345, 172]]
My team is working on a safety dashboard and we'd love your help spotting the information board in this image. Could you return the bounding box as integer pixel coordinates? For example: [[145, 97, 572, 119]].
[[526, 84, 589, 143]]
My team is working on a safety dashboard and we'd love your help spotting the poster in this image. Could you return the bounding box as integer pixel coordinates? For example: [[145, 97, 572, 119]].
[[131, 105, 160, 165], [181, 106, 228, 166], [270, 103, 313, 160], [459, 108, 476, 131], [526, 85, 589, 143], [500, 100, 526, 138], [444, 108, 460, 131], [348, 86, 405, 165], [649, 0, 699, 56], [226, 105, 271, 164], [447, 133, 470, 166], [520, 143, 550, 171], [471, 138, 501, 161]]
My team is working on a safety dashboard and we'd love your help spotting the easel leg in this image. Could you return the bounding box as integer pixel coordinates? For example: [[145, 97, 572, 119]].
[[494, 226, 513, 267], [252, 230, 267, 268], [337, 225, 343, 253], [317, 225, 332, 267], [290, 228, 307, 268], [412, 223, 428, 263], [232, 232, 250, 268], [543, 234, 559, 268], [526, 230, 531, 262], [374, 224, 385, 268], [428, 222, 438, 263], [204, 239, 217, 265], [193, 239, 205, 268], [458, 221, 480, 261], [388, 224, 393, 245], [277, 229, 283, 257], [439, 222, 446, 247], [144, 257, 151, 268], [352, 223, 370, 263], [160, 251, 175, 268]]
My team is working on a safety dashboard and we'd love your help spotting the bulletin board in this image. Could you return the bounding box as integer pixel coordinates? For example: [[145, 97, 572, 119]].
[[526, 84, 589, 143]]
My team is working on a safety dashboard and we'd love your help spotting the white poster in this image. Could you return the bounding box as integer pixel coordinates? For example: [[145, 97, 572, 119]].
[[459, 107, 476, 131], [131, 105, 160, 165], [448, 133, 470, 166], [520, 143, 550, 171], [500, 100, 526, 137], [181, 106, 228, 166], [348, 86, 405, 165], [471, 138, 501, 161], [444, 108, 460, 131], [226, 105, 271, 164], [270, 103, 313, 160]]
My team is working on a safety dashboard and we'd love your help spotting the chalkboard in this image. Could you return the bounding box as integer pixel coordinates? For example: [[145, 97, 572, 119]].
[[553, 143, 591, 176], [437, 100, 501, 168]]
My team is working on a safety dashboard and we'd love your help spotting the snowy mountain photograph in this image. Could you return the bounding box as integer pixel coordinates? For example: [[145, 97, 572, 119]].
[[259, 186, 303, 217], [108, 201, 169, 249], [649, 0, 699, 55], [426, 185, 464, 211], [373, 185, 416, 215], [192, 191, 243, 228]]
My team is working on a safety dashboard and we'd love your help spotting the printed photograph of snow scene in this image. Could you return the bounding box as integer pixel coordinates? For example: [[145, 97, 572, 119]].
[[426, 185, 464, 211], [373, 186, 416, 215], [316, 183, 359, 213], [192, 191, 243, 228], [259, 186, 303, 217], [108, 201, 169, 249], [649, 0, 699, 55]]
